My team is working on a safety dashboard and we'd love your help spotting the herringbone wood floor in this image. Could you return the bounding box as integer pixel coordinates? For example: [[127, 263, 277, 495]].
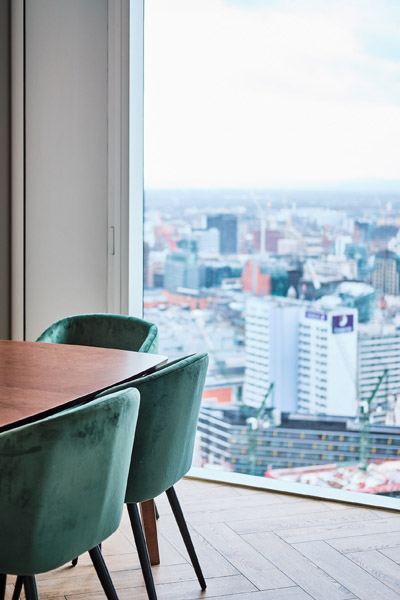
[[5, 478, 400, 599]]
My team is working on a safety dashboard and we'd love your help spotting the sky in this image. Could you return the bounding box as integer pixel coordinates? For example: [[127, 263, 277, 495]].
[[144, 0, 400, 189]]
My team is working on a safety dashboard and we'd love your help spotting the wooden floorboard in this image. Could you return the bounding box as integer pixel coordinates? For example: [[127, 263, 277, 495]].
[[5, 478, 400, 600]]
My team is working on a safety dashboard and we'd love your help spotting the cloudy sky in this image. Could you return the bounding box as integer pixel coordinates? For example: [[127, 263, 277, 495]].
[[144, 0, 400, 188]]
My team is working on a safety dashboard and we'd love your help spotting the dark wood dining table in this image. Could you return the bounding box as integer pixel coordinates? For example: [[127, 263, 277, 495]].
[[0, 339, 164, 564]]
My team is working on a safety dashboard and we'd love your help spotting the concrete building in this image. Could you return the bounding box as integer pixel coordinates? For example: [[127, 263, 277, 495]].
[[372, 249, 400, 295], [359, 325, 400, 425], [198, 406, 400, 475], [242, 260, 271, 296], [243, 297, 303, 413], [194, 227, 220, 255], [298, 306, 358, 417], [164, 251, 204, 293], [207, 214, 238, 255]]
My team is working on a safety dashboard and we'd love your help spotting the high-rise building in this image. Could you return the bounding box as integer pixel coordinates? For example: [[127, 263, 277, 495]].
[[298, 307, 358, 417], [164, 251, 204, 293], [372, 249, 400, 295], [207, 214, 238, 255], [242, 260, 271, 296], [193, 227, 220, 254], [359, 326, 400, 424], [243, 297, 302, 413]]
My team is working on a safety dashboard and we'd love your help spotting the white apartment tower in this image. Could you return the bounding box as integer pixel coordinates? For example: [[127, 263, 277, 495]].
[[243, 297, 302, 412], [298, 308, 358, 417]]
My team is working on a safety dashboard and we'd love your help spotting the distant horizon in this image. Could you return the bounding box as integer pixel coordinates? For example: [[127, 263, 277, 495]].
[[144, 180, 400, 193]]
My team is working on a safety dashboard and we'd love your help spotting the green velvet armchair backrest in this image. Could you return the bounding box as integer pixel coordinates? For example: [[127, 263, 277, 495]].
[[36, 313, 158, 353], [0, 389, 140, 575], [98, 353, 208, 503]]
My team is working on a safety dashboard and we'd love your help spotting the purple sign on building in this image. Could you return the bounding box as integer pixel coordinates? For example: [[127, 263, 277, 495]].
[[332, 314, 354, 334], [305, 310, 327, 321]]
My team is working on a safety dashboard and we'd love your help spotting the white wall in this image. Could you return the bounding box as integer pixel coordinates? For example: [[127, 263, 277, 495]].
[[23, 0, 125, 340]]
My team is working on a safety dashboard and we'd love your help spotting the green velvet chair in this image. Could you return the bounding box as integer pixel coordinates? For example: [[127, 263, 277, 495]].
[[0, 388, 140, 600], [36, 313, 158, 353], [97, 352, 209, 600]]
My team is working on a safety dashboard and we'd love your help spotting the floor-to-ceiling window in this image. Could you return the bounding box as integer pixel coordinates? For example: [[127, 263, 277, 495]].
[[142, 0, 400, 506]]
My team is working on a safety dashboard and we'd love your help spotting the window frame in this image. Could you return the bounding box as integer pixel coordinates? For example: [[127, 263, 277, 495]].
[[130, 0, 400, 512]]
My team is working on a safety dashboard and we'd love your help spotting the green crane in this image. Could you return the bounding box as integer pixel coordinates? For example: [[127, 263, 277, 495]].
[[244, 383, 275, 476], [359, 369, 389, 471]]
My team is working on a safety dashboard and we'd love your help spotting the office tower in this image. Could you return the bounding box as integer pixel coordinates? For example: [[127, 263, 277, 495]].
[[194, 227, 220, 254], [207, 214, 238, 255], [242, 259, 290, 297], [164, 252, 187, 292], [243, 297, 302, 413], [242, 260, 271, 296], [164, 251, 204, 293], [359, 327, 400, 424], [298, 307, 358, 417], [372, 250, 400, 295]]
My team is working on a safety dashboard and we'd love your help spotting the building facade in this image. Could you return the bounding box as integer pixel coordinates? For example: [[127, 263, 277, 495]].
[[207, 214, 238, 255], [359, 327, 400, 425], [298, 307, 358, 417], [243, 297, 301, 413], [372, 249, 400, 295], [198, 406, 400, 476]]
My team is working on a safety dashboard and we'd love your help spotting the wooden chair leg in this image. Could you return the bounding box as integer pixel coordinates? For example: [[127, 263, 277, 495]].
[[140, 500, 160, 566], [166, 486, 206, 590]]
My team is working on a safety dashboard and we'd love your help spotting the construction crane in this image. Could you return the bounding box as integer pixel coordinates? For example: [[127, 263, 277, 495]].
[[242, 383, 275, 476], [359, 369, 389, 471]]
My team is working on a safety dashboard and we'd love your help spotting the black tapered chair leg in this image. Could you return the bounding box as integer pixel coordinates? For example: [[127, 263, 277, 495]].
[[127, 503, 158, 600], [166, 486, 206, 590], [0, 574, 6, 600], [24, 576, 39, 600], [89, 546, 119, 600], [11, 576, 23, 600], [154, 502, 160, 520], [72, 540, 101, 568]]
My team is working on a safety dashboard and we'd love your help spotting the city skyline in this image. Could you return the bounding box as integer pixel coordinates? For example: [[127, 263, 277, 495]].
[[143, 186, 400, 494]]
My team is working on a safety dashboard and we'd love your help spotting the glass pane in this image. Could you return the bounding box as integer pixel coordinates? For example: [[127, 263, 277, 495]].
[[143, 0, 400, 500]]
